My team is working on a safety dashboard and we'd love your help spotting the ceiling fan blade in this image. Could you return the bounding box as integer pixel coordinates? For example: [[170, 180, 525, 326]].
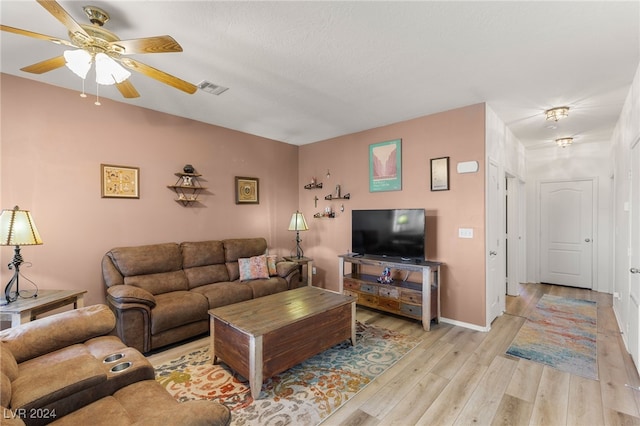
[[116, 80, 140, 98], [120, 58, 197, 94], [1, 24, 73, 46], [36, 0, 90, 40], [111, 36, 183, 55], [20, 56, 66, 74]]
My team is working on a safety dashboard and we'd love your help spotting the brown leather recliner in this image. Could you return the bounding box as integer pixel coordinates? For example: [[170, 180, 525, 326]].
[[0, 304, 230, 426]]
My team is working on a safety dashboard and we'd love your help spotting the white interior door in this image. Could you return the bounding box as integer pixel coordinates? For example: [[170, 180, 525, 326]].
[[540, 179, 594, 288], [629, 139, 640, 366]]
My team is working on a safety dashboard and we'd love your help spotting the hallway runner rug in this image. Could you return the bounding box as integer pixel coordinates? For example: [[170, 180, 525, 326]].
[[155, 321, 420, 425], [506, 294, 597, 380]]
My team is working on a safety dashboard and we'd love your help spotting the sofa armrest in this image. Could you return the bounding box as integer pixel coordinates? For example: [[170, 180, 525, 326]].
[[107, 285, 156, 309], [0, 305, 115, 364], [276, 261, 298, 278]]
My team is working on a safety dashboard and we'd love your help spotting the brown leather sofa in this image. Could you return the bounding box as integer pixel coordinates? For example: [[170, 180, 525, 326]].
[[0, 304, 230, 426], [102, 238, 301, 353]]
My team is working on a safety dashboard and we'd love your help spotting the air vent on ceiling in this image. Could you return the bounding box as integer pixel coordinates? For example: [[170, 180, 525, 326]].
[[197, 80, 229, 95]]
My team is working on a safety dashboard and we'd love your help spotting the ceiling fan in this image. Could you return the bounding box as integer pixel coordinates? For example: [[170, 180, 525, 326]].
[[1, 0, 197, 99]]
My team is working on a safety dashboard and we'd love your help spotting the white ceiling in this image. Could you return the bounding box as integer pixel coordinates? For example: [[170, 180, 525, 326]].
[[1, 1, 639, 148]]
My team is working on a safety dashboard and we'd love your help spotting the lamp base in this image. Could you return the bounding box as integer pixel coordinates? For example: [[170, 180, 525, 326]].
[[4, 246, 24, 304]]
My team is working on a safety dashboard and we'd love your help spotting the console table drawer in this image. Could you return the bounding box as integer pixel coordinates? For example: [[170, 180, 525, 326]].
[[378, 297, 400, 311], [400, 303, 422, 318], [401, 289, 421, 304], [343, 290, 358, 299], [379, 286, 400, 299], [358, 293, 379, 307], [360, 284, 378, 295], [343, 279, 360, 291]]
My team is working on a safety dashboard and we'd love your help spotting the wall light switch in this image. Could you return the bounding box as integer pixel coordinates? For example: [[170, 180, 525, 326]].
[[459, 228, 474, 238]]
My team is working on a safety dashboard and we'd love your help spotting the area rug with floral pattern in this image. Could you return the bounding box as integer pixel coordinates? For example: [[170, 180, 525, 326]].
[[506, 294, 598, 380], [154, 321, 420, 425]]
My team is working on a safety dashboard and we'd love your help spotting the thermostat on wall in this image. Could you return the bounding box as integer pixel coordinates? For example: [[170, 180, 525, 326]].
[[457, 161, 479, 174]]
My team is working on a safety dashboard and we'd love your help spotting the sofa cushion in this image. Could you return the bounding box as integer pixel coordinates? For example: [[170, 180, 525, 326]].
[[238, 255, 269, 281], [11, 353, 105, 411], [191, 282, 253, 309], [223, 238, 268, 280], [266, 255, 278, 276], [48, 396, 134, 426], [1, 343, 19, 381], [1, 373, 11, 409], [184, 265, 230, 290], [107, 243, 183, 276], [0, 305, 115, 363], [150, 292, 209, 335], [181, 240, 225, 268], [245, 277, 289, 298], [124, 270, 189, 295]]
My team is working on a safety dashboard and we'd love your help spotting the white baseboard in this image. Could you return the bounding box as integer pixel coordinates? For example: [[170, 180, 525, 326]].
[[439, 316, 490, 332]]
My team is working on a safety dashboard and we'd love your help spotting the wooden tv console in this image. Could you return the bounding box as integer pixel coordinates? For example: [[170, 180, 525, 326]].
[[338, 254, 442, 331]]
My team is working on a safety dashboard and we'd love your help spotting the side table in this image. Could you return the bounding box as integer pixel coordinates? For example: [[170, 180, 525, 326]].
[[0, 289, 87, 328], [283, 256, 313, 287]]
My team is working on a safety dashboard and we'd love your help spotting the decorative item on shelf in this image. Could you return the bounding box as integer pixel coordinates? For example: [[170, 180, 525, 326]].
[[325, 192, 350, 200], [288, 211, 309, 259], [183, 164, 195, 174], [314, 196, 319, 208], [168, 168, 206, 206], [314, 207, 335, 218], [377, 267, 393, 284], [304, 177, 323, 189], [0, 206, 43, 305]]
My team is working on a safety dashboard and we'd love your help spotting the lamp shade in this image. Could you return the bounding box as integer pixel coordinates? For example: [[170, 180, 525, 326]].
[[0, 206, 43, 246], [95, 53, 131, 85], [288, 211, 309, 232], [64, 49, 92, 79]]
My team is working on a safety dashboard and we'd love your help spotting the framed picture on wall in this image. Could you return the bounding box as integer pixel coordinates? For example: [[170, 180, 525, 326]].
[[369, 139, 402, 192], [101, 164, 140, 198], [235, 176, 259, 204], [430, 157, 449, 191]]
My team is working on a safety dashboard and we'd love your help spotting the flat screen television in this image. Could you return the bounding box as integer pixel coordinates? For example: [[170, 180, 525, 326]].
[[351, 209, 426, 262]]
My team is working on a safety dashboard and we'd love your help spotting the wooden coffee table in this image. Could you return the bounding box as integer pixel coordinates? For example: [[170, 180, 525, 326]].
[[208, 286, 356, 399]]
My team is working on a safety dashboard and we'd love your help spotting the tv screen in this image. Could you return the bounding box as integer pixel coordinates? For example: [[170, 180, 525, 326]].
[[352, 209, 426, 261]]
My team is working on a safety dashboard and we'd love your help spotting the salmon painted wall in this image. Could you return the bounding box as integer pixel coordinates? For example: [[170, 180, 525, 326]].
[[0, 74, 299, 308], [299, 104, 487, 327]]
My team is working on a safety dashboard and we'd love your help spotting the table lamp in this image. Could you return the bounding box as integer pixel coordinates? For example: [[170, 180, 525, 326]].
[[0, 206, 43, 304], [288, 211, 309, 259]]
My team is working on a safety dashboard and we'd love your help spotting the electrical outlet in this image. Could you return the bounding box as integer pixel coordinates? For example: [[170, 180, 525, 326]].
[[312, 267, 317, 275], [459, 228, 473, 238]]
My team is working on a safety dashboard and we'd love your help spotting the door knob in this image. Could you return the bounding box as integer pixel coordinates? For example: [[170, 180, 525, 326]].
[[585, 238, 591, 242], [632, 268, 640, 274]]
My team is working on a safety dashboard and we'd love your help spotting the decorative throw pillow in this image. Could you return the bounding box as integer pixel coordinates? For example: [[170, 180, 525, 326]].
[[238, 255, 269, 281], [266, 255, 278, 276]]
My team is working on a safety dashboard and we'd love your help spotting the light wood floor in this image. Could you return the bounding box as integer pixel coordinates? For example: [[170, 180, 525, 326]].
[[148, 283, 640, 425]]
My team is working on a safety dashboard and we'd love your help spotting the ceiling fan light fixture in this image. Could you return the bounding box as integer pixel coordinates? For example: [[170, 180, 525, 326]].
[[64, 49, 92, 79], [555, 137, 574, 148], [94, 53, 130, 85], [545, 106, 570, 122]]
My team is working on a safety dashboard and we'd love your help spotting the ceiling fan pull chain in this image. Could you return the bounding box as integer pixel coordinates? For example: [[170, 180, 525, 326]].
[[80, 78, 87, 98], [95, 84, 101, 106]]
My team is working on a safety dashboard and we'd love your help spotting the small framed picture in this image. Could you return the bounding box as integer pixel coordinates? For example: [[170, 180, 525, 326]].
[[101, 164, 140, 198], [235, 176, 259, 204], [430, 157, 449, 191]]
